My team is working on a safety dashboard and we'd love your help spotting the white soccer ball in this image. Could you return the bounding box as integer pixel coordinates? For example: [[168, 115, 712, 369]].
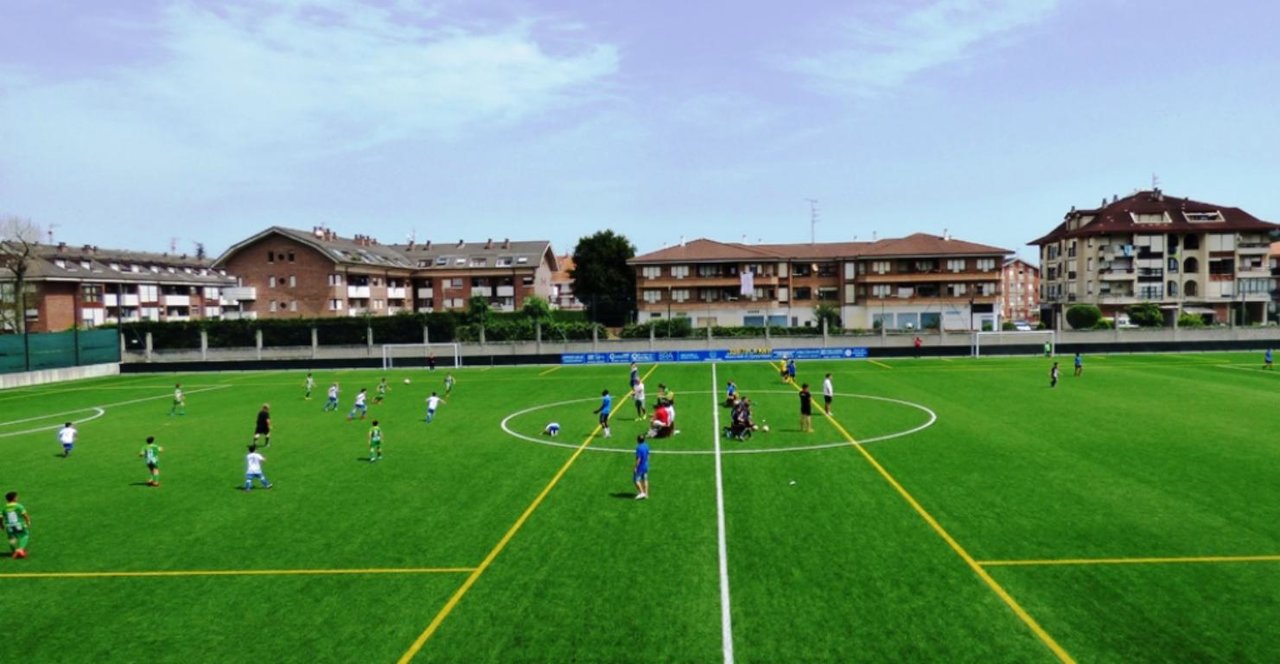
[[762, 424, 770, 432], [403, 378, 411, 385]]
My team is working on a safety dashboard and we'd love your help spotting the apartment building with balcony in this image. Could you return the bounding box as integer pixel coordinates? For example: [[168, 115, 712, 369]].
[[1030, 190, 1279, 327], [213, 227, 557, 318], [1000, 258, 1040, 323], [0, 242, 242, 332], [628, 233, 1011, 331]]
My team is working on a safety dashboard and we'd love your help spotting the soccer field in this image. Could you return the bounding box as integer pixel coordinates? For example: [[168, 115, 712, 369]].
[[3, 352, 1280, 663]]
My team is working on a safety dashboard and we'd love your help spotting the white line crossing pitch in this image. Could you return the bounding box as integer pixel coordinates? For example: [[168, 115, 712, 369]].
[[710, 363, 735, 664]]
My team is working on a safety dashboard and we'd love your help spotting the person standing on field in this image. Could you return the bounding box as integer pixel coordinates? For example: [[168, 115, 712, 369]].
[[140, 436, 164, 487], [4, 491, 31, 559], [1050, 362, 1060, 388], [633, 435, 650, 500], [57, 422, 77, 458], [822, 373, 834, 415], [594, 389, 613, 438], [169, 383, 185, 416], [799, 383, 814, 433], [243, 445, 272, 491], [253, 404, 272, 447], [1074, 353, 1084, 377]]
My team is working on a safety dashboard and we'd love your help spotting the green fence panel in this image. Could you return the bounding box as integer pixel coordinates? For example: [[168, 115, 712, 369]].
[[26, 330, 75, 371], [0, 335, 24, 373], [79, 329, 121, 365]]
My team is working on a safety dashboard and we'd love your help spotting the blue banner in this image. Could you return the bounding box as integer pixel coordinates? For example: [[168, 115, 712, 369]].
[[561, 347, 868, 365]]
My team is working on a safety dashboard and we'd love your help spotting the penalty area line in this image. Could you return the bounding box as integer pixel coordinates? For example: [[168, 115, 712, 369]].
[[979, 553, 1280, 568], [395, 364, 660, 663], [0, 567, 476, 580]]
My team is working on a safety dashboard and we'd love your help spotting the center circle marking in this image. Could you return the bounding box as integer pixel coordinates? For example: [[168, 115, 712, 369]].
[[499, 390, 937, 455]]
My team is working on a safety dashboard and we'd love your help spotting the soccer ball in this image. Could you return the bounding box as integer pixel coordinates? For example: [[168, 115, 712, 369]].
[[761, 424, 770, 433], [403, 378, 411, 385]]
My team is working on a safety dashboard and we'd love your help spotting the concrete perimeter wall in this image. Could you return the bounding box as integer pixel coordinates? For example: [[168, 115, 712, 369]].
[[0, 362, 121, 390]]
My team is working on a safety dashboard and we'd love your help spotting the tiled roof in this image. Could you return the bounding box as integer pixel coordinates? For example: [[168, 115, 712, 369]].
[[1030, 190, 1279, 245], [2, 241, 233, 285], [392, 239, 556, 271], [629, 234, 1008, 264]]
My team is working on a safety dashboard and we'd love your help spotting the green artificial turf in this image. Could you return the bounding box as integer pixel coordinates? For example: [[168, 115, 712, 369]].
[[3, 352, 1280, 662]]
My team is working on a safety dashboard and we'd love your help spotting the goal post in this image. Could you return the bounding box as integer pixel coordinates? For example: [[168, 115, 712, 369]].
[[972, 330, 1056, 358], [381, 342, 462, 370]]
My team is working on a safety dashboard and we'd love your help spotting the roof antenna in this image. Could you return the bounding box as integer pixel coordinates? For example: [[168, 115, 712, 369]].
[[806, 199, 819, 244]]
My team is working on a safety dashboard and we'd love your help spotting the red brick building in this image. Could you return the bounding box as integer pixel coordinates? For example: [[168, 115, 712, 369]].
[[999, 257, 1040, 323], [214, 226, 558, 318], [0, 242, 242, 332]]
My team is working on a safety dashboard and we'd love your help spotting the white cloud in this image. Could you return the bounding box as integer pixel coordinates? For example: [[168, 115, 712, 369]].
[[0, 0, 619, 191], [784, 0, 1058, 96]]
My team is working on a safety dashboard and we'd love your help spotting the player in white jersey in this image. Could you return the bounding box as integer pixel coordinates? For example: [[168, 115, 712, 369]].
[[57, 422, 77, 458], [347, 388, 368, 420], [425, 392, 443, 423], [822, 373, 834, 415], [632, 381, 646, 419], [322, 383, 340, 412], [242, 445, 272, 491]]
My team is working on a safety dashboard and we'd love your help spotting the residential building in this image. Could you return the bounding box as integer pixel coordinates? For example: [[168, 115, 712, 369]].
[[628, 233, 1011, 331], [1031, 190, 1279, 328], [213, 227, 557, 318], [999, 258, 1040, 323], [0, 241, 242, 332], [551, 254, 584, 310]]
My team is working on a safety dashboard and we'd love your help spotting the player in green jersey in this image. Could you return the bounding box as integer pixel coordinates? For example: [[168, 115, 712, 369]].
[[304, 373, 315, 400], [373, 377, 389, 405], [169, 383, 185, 416], [368, 420, 384, 462], [4, 492, 31, 559], [443, 373, 455, 400], [139, 436, 164, 487]]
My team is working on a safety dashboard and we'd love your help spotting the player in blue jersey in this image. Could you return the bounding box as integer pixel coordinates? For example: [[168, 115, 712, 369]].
[[593, 389, 613, 439], [633, 435, 650, 500]]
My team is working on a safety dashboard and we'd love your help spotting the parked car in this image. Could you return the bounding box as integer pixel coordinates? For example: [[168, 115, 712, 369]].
[[1013, 320, 1033, 331]]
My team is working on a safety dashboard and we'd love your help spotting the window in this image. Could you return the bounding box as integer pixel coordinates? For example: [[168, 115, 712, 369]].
[[641, 266, 661, 279], [139, 285, 159, 301], [976, 258, 996, 272], [329, 299, 343, 311], [947, 283, 967, 297], [522, 276, 534, 286], [268, 276, 276, 288], [791, 263, 812, 277], [793, 287, 812, 300], [672, 289, 690, 303], [698, 264, 721, 278], [670, 265, 690, 279], [328, 274, 343, 286], [269, 301, 278, 312], [287, 252, 295, 262], [290, 301, 298, 312], [454, 258, 466, 266], [1184, 211, 1223, 223], [449, 278, 463, 288], [643, 290, 662, 304], [496, 257, 513, 267], [816, 287, 838, 301], [947, 259, 965, 272], [288, 275, 296, 288], [268, 251, 274, 263], [872, 284, 891, 298], [81, 285, 102, 304], [470, 257, 487, 267], [816, 263, 837, 277], [435, 256, 449, 266], [872, 261, 891, 274], [516, 256, 529, 264]]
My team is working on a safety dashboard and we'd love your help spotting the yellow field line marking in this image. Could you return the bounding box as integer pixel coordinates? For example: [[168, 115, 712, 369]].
[[796, 385, 1074, 663], [979, 554, 1280, 568], [538, 365, 562, 376], [0, 567, 475, 580], [397, 365, 659, 663], [868, 359, 893, 369]]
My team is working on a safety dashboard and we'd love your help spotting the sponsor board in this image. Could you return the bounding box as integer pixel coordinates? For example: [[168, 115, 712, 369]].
[[561, 347, 868, 365]]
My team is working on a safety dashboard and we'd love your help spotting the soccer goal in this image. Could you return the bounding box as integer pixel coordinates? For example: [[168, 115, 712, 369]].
[[381, 342, 462, 370], [972, 330, 1056, 358]]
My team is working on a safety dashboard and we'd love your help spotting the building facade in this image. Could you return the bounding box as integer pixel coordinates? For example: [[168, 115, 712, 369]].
[[214, 227, 557, 319], [0, 242, 243, 332], [999, 258, 1040, 323], [1031, 190, 1279, 328], [551, 255, 585, 311], [628, 233, 1011, 331]]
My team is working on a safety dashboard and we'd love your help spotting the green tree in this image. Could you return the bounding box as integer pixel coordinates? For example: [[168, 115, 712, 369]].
[[520, 295, 551, 322], [1177, 312, 1206, 328], [569, 230, 636, 326], [467, 296, 492, 326], [1127, 302, 1164, 327], [812, 303, 842, 330], [1065, 304, 1102, 330]]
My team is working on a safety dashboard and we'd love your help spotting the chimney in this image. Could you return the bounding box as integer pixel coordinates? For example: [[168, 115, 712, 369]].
[[457, 239, 465, 248], [425, 240, 431, 250], [680, 235, 686, 247], [57, 241, 67, 252], [943, 228, 950, 241], [485, 238, 493, 249], [82, 244, 93, 254], [502, 238, 510, 249], [313, 226, 324, 238]]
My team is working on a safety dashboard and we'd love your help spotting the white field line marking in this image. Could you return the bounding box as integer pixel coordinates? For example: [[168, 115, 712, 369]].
[[709, 363, 735, 664], [499, 392, 937, 455], [0, 386, 232, 438]]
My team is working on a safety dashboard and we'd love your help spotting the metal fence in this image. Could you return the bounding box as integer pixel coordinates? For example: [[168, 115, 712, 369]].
[[0, 328, 120, 374]]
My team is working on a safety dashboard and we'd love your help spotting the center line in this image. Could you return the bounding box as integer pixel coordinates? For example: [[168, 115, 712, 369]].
[[709, 363, 735, 664]]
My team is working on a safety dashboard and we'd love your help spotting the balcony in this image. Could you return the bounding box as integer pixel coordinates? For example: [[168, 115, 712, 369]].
[[471, 286, 493, 297], [417, 288, 434, 299], [496, 285, 515, 297], [347, 285, 371, 298], [1237, 242, 1271, 254], [120, 293, 141, 307], [162, 294, 190, 307], [386, 287, 406, 299], [104, 293, 118, 306], [1099, 268, 1135, 281], [222, 287, 256, 301]]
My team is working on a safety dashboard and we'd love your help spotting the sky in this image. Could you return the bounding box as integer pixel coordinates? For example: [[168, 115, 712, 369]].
[[2, 0, 1278, 262]]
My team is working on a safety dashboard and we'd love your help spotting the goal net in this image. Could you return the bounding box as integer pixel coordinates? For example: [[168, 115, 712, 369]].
[[972, 330, 1056, 358], [381, 342, 462, 370]]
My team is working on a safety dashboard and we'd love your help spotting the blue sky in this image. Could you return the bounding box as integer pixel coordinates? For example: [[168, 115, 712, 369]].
[[2, 0, 1278, 261]]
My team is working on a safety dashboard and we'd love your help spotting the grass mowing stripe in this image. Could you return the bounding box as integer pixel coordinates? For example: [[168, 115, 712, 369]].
[[396, 365, 660, 663], [980, 554, 1280, 568], [772, 362, 1076, 664], [709, 363, 735, 664], [0, 567, 475, 580], [537, 365, 562, 376]]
